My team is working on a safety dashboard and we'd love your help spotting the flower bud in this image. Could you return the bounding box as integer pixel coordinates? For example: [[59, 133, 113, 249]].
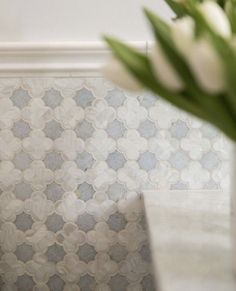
[[171, 16, 195, 56], [102, 57, 143, 92], [150, 42, 184, 92], [199, 0, 231, 37], [187, 39, 225, 93]]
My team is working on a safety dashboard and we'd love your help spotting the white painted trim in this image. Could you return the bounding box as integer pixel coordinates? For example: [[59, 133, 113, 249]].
[[0, 41, 149, 77]]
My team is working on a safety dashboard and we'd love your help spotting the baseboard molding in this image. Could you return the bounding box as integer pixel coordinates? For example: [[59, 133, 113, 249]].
[[0, 41, 148, 77]]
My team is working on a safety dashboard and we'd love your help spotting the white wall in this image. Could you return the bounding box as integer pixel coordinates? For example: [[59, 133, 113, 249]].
[[0, 0, 173, 42]]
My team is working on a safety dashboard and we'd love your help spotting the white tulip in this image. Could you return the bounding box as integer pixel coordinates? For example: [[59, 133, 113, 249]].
[[187, 39, 225, 93], [150, 42, 184, 91], [102, 57, 143, 92], [199, 0, 231, 37], [171, 16, 195, 56]]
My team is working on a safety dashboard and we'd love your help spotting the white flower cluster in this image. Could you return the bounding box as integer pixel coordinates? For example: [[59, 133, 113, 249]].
[[103, 1, 230, 94]]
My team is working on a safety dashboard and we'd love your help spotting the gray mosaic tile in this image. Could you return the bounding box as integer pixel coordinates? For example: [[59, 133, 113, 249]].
[[0, 78, 228, 289], [106, 120, 126, 139], [75, 120, 95, 140], [77, 243, 96, 263], [75, 151, 95, 171], [46, 244, 65, 263], [74, 88, 95, 108], [15, 212, 34, 231], [78, 274, 96, 291], [10, 89, 31, 109], [141, 274, 156, 291], [107, 151, 126, 170], [46, 213, 65, 232], [171, 181, 189, 190], [107, 212, 127, 232], [138, 120, 157, 139], [139, 244, 151, 262], [107, 182, 126, 202], [138, 152, 157, 171], [16, 275, 35, 291], [138, 93, 157, 108], [76, 213, 96, 232], [109, 274, 129, 291], [170, 120, 189, 139], [15, 243, 34, 262], [13, 151, 32, 170], [201, 124, 219, 138], [45, 183, 64, 202], [12, 120, 31, 139], [203, 179, 220, 190], [139, 214, 148, 232], [47, 275, 65, 291], [44, 120, 63, 140], [105, 89, 125, 108], [201, 151, 220, 170], [169, 151, 190, 170], [43, 89, 63, 108], [77, 182, 95, 202], [0, 248, 4, 259], [44, 152, 64, 171], [14, 182, 33, 201], [109, 244, 128, 263]]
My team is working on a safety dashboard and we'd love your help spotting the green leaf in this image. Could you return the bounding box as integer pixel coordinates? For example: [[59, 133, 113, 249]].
[[186, 2, 236, 114], [145, 9, 234, 118], [104, 36, 207, 120], [225, 0, 236, 33], [143, 8, 236, 134], [143, 8, 209, 101], [163, 0, 189, 17], [104, 34, 236, 140]]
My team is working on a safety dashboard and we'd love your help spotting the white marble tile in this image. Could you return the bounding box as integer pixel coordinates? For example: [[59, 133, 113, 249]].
[[143, 190, 236, 291]]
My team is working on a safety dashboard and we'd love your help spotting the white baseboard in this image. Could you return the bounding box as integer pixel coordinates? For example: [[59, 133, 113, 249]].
[[0, 41, 148, 77]]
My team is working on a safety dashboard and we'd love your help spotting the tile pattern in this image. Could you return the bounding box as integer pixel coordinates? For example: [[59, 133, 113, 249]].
[[0, 78, 230, 290]]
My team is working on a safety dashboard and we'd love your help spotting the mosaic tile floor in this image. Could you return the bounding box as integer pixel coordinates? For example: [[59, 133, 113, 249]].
[[0, 78, 229, 290]]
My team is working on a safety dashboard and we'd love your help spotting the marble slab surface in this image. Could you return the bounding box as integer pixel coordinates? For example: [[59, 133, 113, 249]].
[[143, 190, 236, 291]]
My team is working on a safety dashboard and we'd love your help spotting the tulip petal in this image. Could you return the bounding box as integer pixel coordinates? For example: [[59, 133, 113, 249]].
[[150, 43, 184, 91], [187, 39, 225, 93], [199, 0, 231, 37], [171, 16, 195, 56], [102, 58, 143, 92]]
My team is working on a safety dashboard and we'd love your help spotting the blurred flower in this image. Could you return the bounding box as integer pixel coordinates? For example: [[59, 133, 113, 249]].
[[150, 42, 184, 91], [172, 14, 225, 93], [186, 38, 225, 93], [171, 16, 195, 56], [103, 0, 236, 140], [102, 57, 143, 92], [199, 0, 231, 37]]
